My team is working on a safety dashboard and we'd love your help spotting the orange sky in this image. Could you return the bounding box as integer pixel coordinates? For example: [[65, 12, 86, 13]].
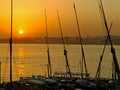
[[0, 0, 120, 38]]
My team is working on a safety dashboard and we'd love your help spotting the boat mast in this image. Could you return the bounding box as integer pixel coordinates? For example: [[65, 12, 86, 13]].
[[98, 0, 120, 80], [10, 0, 13, 85], [10, 0, 13, 86], [44, 9, 52, 77], [73, 3, 88, 78], [57, 10, 72, 78], [95, 22, 113, 79], [0, 62, 1, 83]]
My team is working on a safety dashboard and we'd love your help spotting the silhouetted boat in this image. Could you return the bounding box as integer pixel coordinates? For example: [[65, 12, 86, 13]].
[[1, 0, 120, 90]]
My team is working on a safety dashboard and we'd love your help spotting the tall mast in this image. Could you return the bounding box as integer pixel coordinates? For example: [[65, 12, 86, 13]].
[[0, 62, 1, 83], [73, 3, 88, 78], [44, 9, 52, 77], [10, 0, 13, 85], [98, 0, 120, 80], [95, 22, 113, 78], [57, 10, 71, 78]]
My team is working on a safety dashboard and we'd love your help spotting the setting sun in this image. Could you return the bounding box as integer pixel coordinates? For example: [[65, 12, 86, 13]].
[[19, 30, 24, 35]]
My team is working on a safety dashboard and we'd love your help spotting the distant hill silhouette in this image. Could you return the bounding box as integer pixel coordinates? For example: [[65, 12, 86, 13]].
[[0, 36, 120, 45]]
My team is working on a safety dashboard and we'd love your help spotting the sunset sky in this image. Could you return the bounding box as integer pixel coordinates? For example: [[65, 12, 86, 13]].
[[0, 0, 120, 38]]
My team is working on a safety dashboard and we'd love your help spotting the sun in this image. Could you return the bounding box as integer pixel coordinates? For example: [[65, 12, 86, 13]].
[[19, 30, 24, 35]]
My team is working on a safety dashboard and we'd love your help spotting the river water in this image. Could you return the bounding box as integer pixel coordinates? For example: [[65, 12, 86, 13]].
[[0, 44, 120, 82]]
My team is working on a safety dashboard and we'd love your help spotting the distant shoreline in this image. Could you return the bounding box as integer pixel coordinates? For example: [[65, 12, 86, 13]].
[[0, 43, 119, 45], [0, 36, 120, 45]]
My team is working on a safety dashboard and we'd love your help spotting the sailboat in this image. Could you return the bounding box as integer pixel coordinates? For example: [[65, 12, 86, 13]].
[[19, 9, 58, 90], [44, 9, 52, 78], [1, 0, 120, 89], [2, 0, 14, 89], [97, 0, 120, 81], [55, 10, 72, 78], [94, 0, 120, 89], [72, 2, 98, 90], [0, 0, 18, 90], [73, 2, 89, 78]]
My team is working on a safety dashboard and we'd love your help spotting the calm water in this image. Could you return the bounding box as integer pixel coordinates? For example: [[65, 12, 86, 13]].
[[0, 44, 120, 82]]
